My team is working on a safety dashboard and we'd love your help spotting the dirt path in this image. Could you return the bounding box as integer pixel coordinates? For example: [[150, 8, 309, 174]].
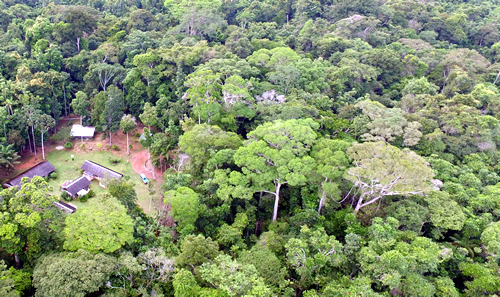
[[130, 150, 163, 180]]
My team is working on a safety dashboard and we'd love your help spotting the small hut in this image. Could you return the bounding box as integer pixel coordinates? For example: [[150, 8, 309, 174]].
[[71, 125, 95, 140], [61, 176, 91, 198]]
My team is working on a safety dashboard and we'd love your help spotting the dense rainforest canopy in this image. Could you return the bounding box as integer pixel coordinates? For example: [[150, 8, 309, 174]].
[[3, 0, 500, 296]]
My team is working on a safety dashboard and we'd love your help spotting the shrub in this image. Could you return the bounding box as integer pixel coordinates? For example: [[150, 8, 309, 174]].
[[135, 132, 141, 137], [61, 191, 72, 202], [50, 172, 57, 179], [79, 194, 90, 202], [129, 144, 133, 149], [96, 142, 102, 149], [112, 144, 119, 151], [109, 157, 122, 165], [79, 189, 95, 202], [64, 141, 73, 149], [80, 143, 86, 149]]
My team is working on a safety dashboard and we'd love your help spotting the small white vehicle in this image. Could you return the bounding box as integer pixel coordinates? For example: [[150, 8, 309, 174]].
[[140, 174, 149, 184]]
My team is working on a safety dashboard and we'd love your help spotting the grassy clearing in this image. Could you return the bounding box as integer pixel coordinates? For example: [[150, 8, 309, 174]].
[[43, 149, 163, 214]]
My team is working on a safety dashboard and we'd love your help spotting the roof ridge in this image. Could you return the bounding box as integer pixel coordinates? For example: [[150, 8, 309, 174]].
[[83, 160, 123, 176]]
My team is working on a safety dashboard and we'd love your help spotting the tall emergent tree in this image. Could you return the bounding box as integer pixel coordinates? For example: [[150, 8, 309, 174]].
[[71, 91, 90, 125], [120, 114, 137, 155], [100, 86, 124, 146], [37, 114, 55, 160], [140, 102, 158, 178], [234, 119, 318, 221], [345, 142, 435, 214]]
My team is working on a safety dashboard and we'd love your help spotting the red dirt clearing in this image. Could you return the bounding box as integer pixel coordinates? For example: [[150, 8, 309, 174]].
[[130, 150, 163, 180]]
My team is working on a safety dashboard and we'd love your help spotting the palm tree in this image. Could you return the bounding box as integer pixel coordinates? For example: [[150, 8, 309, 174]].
[[0, 144, 21, 176]]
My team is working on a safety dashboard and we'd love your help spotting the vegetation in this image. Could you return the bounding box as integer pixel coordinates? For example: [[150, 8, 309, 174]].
[[3, 0, 500, 296]]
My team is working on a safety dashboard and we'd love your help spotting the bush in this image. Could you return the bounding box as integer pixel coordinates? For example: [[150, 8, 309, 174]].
[[50, 172, 57, 179], [135, 132, 141, 137], [64, 141, 73, 149], [79, 194, 90, 202], [80, 143, 86, 149], [61, 191, 72, 202], [109, 157, 122, 165], [129, 144, 133, 149], [79, 189, 95, 202], [112, 144, 119, 151], [96, 142, 102, 149]]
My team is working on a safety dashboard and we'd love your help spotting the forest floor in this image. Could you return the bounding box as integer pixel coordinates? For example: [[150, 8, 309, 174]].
[[3, 116, 166, 215]]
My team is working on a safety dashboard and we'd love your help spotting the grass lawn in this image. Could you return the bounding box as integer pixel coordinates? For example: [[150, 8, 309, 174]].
[[45, 149, 164, 215]]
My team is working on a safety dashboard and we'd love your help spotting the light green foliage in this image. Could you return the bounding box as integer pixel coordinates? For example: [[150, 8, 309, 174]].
[[176, 234, 220, 273], [139, 102, 157, 129], [217, 213, 248, 249], [234, 118, 318, 221], [360, 218, 451, 293], [173, 269, 201, 297], [346, 142, 434, 214], [481, 221, 500, 256], [64, 195, 134, 253], [120, 114, 137, 154], [0, 261, 18, 297], [433, 277, 460, 297], [460, 262, 500, 296], [71, 91, 89, 124], [0, 176, 57, 254], [402, 77, 439, 96], [100, 86, 125, 144], [33, 250, 116, 297], [323, 276, 382, 297], [164, 187, 200, 235], [200, 254, 272, 297], [310, 138, 351, 212], [179, 124, 242, 174], [355, 99, 422, 146], [424, 191, 465, 231], [285, 226, 344, 290]]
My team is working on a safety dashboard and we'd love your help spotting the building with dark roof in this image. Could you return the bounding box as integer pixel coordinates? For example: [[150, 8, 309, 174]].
[[61, 176, 91, 197], [3, 161, 56, 188], [54, 200, 77, 213], [81, 160, 122, 187]]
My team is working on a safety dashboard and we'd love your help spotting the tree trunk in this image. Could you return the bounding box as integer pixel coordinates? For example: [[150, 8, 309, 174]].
[[27, 127, 32, 153], [109, 131, 112, 146], [354, 195, 364, 214], [318, 178, 328, 214], [41, 130, 45, 160], [272, 183, 281, 222], [318, 190, 326, 214], [63, 84, 67, 116], [14, 252, 20, 268], [126, 132, 129, 155], [32, 125, 36, 157]]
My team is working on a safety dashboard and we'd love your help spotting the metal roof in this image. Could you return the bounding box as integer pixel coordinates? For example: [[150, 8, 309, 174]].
[[81, 160, 123, 179], [62, 176, 91, 197], [71, 125, 95, 138], [3, 161, 56, 188]]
